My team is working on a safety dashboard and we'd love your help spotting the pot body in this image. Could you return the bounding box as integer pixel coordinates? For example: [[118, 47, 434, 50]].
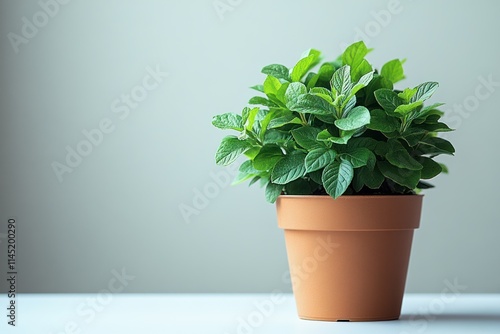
[[276, 195, 422, 321]]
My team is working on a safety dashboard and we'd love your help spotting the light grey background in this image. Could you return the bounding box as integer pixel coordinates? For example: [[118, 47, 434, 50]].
[[0, 0, 499, 293]]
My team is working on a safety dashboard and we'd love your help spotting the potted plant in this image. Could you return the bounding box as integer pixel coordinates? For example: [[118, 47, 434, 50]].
[[212, 41, 454, 321]]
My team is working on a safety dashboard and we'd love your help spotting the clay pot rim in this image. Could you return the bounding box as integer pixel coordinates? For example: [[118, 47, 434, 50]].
[[276, 194, 423, 231], [278, 194, 424, 199]]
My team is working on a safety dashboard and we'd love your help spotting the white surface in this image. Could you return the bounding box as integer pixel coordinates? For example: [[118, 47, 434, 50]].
[[2, 0, 500, 295], [1, 294, 499, 333]]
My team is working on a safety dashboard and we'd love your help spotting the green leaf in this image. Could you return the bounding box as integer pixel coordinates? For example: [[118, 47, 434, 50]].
[[332, 133, 355, 144], [248, 96, 277, 108], [250, 85, 264, 93], [341, 148, 374, 168], [290, 94, 335, 115], [241, 107, 250, 124], [367, 109, 399, 133], [265, 182, 283, 203], [263, 129, 291, 145], [310, 87, 333, 103], [290, 50, 321, 82], [364, 75, 393, 106], [317, 129, 333, 142], [245, 107, 260, 132], [416, 180, 434, 189], [419, 137, 455, 155], [315, 113, 336, 124], [374, 88, 403, 113], [253, 145, 284, 171], [303, 48, 321, 61], [375, 90, 403, 114], [317, 129, 355, 145], [394, 101, 423, 115], [358, 165, 385, 189], [305, 64, 334, 89], [291, 127, 322, 150], [440, 163, 449, 174], [268, 114, 302, 129], [263, 76, 282, 96], [335, 106, 370, 131], [348, 71, 374, 98], [258, 110, 276, 140], [373, 141, 390, 156], [352, 168, 365, 192], [401, 128, 427, 147], [215, 136, 252, 166], [418, 157, 442, 179], [261, 64, 290, 81], [411, 82, 439, 102], [347, 137, 380, 152], [342, 41, 370, 64], [356, 70, 375, 87], [398, 88, 417, 102], [386, 149, 423, 170], [305, 148, 337, 172], [380, 59, 405, 84], [244, 146, 260, 159], [271, 152, 307, 184], [212, 113, 243, 131], [415, 103, 445, 121], [418, 122, 453, 132], [285, 178, 313, 195], [275, 82, 290, 105], [419, 114, 442, 124], [353, 60, 372, 82], [310, 87, 332, 96], [317, 63, 335, 81], [249, 175, 261, 187], [322, 160, 354, 198], [232, 160, 260, 185], [305, 72, 320, 90], [331, 65, 352, 96], [377, 161, 421, 189], [341, 95, 356, 113], [342, 41, 373, 81], [285, 82, 307, 106], [308, 169, 323, 185]]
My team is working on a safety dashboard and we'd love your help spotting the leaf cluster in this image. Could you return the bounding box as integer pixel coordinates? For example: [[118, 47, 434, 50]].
[[213, 42, 454, 203]]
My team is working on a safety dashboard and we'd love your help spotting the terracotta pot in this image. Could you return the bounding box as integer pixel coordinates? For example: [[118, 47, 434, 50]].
[[276, 195, 422, 322]]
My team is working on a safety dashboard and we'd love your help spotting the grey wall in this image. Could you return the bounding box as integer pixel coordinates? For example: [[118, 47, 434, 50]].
[[1, 0, 499, 294]]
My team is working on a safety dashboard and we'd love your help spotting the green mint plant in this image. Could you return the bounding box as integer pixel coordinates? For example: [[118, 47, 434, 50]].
[[212, 41, 454, 203]]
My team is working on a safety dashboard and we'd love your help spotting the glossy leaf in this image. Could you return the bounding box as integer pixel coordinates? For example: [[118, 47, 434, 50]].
[[271, 152, 307, 184], [265, 182, 283, 203], [381, 59, 405, 83], [378, 161, 421, 189], [253, 145, 284, 171], [322, 160, 354, 198], [411, 82, 439, 102], [262, 64, 290, 81], [212, 113, 243, 131], [374, 88, 403, 113], [215, 136, 252, 166], [335, 106, 370, 130], [305, 148, 337, 172], [291, 127, 322, 150]]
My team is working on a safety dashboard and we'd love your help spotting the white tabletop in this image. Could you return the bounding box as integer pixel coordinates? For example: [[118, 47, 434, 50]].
[[1, 293, 499, 333]]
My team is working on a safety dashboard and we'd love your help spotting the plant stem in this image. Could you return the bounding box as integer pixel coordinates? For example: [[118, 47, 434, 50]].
[[299, 113, 307, 125]]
